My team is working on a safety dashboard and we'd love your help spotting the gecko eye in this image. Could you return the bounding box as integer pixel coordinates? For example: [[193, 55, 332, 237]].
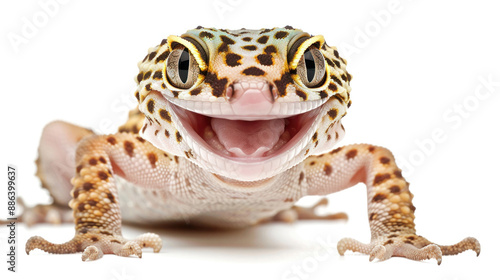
[[296, 47, 326, 88], [166, 46, 200, 89]]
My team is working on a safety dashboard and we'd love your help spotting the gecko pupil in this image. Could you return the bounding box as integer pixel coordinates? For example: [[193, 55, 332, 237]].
[[178, 48, 190, 83], [304, 49, 315, 83]]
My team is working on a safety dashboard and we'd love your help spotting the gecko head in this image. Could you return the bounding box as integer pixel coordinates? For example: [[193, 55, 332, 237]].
[[135, 26, 352, 181]]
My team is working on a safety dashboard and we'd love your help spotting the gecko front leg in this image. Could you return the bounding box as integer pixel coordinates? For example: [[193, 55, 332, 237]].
[[304, 144, 480, 264], [26, 132, 165, 261]]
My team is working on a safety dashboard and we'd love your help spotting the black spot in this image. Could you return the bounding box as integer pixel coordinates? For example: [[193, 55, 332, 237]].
[[76, 164, 83, 173], [190, 88, 201, 96], [389, 185, 401, 194], [394, 170, 403, 178], [328, 83, 338, 92], [326, 58, 341, 68], [184, 150, 193, 159], [226, 53, 242, 67], [331, 75, 343, 86], [218, 35, 236, 53], [284, 25, 294, 30], [155, 50, 170, 63], [242, 37, 252, 42], [296, 89, 307, 100], [175, 131, 183, 143], [124, 141, 135, 157], [204, 72, 229, 97], [159, 109, 172, 122], [148, 51, 157, 61], [106, 136, 117, 145], [143, 71, 152, 80], [147, 153, 158, 168], [242, 67, 265, 76], [332, 94, 345, 104], [372, 193, 387, 202], [153, 70, 163, 80], [259, 28, 272, 34], [327, 109, 338, 120], [373, 173, 391, 186], [264, 45, 277, 54], [199, 31, 214, 39], [274, 72, 293, 97], [77, 203, 85, 212], [136, 72, 144, 83], [147, 100, 155, 113], [106, 192, 115, 203], [323, 163, 333, 176], [379, 157, 391, 164], [257, 35, 269, 44], [346, 149, 358, 159], [83, 182, 94, 191], [242, 45, 257, 51], [256, 54, 273, 66], [98, 171, 109, 181], [333, 50, 340, 58], [274, 31, 289, 39]]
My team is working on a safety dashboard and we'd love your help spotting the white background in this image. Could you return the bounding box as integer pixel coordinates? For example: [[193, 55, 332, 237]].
[[1, 0, 499, 279]]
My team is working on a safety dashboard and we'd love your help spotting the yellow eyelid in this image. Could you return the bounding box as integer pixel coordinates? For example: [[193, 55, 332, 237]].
[[166, 35, 208, 72], [288, 35, 325, 70]]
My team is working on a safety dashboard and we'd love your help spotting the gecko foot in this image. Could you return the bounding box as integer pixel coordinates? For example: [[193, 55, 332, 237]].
[[337, 234, 480, 264], [26, 231, 162, 261], [273, 198, 348, 223]]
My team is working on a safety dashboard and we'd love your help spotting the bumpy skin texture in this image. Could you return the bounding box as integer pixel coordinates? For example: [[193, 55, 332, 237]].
[[26, 26, 480, 263]]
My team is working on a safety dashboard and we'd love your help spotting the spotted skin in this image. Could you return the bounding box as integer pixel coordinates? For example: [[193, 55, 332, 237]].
[[26, 27, 479, 263], [304, 144, 480, 263]]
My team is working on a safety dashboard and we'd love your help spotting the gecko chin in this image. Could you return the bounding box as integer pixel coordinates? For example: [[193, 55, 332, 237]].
[[169, 101, 326, 181]]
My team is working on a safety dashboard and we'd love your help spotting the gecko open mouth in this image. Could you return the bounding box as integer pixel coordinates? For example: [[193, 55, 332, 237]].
[[171, 103, 321, 161]]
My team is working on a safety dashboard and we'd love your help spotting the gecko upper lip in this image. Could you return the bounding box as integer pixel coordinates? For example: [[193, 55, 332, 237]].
[[163, 90, 327, 121]]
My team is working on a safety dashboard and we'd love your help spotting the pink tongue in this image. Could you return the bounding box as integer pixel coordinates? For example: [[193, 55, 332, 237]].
[[211, 118, 285, 157]]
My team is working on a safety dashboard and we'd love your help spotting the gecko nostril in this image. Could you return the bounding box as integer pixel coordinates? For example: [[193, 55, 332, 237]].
[[226, 84, 235, 100], [270, 85, 278, 101]]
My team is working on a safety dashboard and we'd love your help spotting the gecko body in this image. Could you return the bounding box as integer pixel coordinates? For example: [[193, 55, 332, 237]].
[[26, 26, 480, 263]]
